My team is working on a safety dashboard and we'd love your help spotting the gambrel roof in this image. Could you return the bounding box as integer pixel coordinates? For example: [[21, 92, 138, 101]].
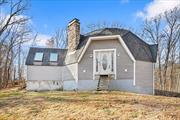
[[26, 28, 157, 66]]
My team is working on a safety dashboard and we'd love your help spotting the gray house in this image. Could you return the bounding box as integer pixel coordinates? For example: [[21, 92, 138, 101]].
[[26, 18, 157, 94]]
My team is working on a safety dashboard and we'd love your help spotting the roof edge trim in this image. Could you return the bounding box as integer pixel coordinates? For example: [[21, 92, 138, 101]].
[[77, 35, 136, 63]]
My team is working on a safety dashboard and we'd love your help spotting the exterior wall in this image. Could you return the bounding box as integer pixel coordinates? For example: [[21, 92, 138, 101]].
[[63, 63, 78, 90], [27, 66, 63, 81], [26, 39, 154, 94], [63, 63, 78, 81], [26, 64, 78, 91], [135, 61, 154, 94], [109, 80, 153, 94], [77, 79, 153, 94], [77, 39, 154, 94], [26, 66, 63, 91], [78, 39, 134, 80], [78, 80, 99, 90]]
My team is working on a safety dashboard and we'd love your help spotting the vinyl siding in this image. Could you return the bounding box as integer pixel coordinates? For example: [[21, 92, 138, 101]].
[[27, 66, 63, 81], [78, 39, 134, 80], [135, 61, 153, 87], [27, 64, 77, 81]]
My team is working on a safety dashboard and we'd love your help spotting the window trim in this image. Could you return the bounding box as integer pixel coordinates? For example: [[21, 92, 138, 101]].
[[34, 52, 44, 61], [93, 49, 116, 80], [49, 53, 58, 62]]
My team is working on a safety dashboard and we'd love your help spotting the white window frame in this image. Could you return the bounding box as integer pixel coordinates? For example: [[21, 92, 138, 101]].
[[93, 49, 116, 80], [34, 52, 44, 61], [49, 53, 58, 62]]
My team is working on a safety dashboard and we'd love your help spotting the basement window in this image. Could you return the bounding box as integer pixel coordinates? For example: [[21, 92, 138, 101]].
[[34, 52, 44, 61], [50, 53, 58, 62]]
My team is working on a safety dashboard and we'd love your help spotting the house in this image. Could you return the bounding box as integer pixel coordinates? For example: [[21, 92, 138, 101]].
[[26, 18, 157, 94]]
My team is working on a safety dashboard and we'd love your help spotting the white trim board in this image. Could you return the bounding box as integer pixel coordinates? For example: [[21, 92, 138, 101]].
[[78, 35, 135, 62], [93, 49, 116, 80], [152, 63, 155, 95], [77, 35, 136, 85]]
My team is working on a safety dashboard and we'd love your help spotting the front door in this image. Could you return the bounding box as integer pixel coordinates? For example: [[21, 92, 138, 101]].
[[99, 51, 112, 74], [94, 49, 115, 75]]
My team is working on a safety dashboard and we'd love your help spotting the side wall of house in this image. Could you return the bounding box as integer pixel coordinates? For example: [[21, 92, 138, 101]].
[[26, 39, 154, 94], [109, 61, 154, 94], [63, 63, 78, 90], [77, 39, 154, 94], [78, 39, 134, 80], [26, 64, 78, 91], [78, 39, 134, 90], [135, 61, 153, 94]]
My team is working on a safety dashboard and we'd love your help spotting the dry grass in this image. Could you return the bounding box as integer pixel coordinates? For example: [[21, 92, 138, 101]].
[[0, 88, 180, 120]]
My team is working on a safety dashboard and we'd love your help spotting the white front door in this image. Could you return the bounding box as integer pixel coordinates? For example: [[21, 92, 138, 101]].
[[99, 51, 112, 74], [94, 49, 115, 75]]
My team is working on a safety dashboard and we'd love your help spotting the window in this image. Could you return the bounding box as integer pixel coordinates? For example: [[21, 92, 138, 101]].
[[50, 53, 58, 62], [34, 52, 43, 61], [94, 50, 115, 74]]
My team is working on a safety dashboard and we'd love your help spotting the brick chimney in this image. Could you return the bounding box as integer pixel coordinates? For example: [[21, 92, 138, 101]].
[[67, 18, 80, 52]]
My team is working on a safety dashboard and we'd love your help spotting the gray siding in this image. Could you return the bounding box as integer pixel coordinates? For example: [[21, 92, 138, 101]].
[[27, 64, 78, 91], [135, 61, 153, 90], [109, 79, 153, 94], [27, 64, 77, 81], [78, 39, 134, 80], [63, 63, 78, 81], [27, 66, 63, 81], [26, 39, 154, 94]]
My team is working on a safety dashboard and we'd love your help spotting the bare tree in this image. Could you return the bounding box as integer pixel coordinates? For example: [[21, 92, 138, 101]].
[[0, 0, 7, 6], [83, 21, 122, 33], [0, 0, 31, 89], [142, 16, 164, 90], [0, 0, 29, 36], [51, 22, 122, 49], [163, 7, 180, 91], [52, 28, 67, 48], [142, 7, 180, 92]]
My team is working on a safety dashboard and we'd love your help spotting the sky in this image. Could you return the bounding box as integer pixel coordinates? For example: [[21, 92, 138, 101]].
[[2, 0, 180, 46], [29, 0, 148, 35], [27, 0, 180, 46]]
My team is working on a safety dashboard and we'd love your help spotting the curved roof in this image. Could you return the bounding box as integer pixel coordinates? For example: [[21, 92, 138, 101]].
[[26, 28, 157, 66], [78, 28, 157, 62]]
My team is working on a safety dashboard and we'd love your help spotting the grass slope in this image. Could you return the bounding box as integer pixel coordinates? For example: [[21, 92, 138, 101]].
[[0, 88, 180, 120]]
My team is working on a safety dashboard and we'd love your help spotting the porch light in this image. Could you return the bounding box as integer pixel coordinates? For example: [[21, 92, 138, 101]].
[[89, 54, 93, 58]]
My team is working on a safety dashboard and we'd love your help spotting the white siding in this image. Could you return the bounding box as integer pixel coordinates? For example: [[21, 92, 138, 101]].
[[26, 64, 78, 91], [27, 66, 63, 81]]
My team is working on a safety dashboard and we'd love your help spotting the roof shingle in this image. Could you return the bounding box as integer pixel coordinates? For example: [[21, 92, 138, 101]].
[[26, 28, 157, 66]]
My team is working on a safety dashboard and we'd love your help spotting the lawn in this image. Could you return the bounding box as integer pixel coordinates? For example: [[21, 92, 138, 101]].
[[0, 88, 180, 120]]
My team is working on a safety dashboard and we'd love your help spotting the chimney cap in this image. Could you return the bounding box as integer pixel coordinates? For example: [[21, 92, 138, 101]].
[[68, 18, 80, 26]]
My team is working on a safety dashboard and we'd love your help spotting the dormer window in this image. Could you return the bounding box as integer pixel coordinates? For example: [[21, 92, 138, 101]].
[[50, 53, 58, 62], [34, 52, 44, 61]]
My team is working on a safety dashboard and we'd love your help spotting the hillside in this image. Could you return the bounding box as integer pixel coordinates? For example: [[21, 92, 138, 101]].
[[0, 88, 180, 120]]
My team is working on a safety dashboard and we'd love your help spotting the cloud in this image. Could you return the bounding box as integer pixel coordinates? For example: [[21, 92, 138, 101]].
[[1, 12, 51, 47], [34, 34, 51, 47], [24, 33, 51, 47], [1, 14, 29, 25], [135, 0, 180, 20], [0, 14, 31, 32]]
